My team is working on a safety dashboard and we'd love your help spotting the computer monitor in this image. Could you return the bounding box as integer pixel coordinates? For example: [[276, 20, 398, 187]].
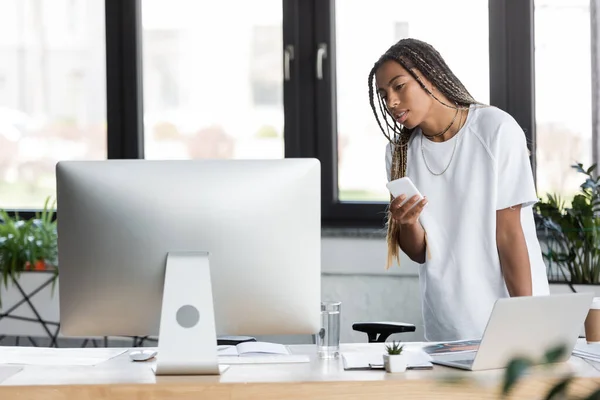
[[56, 158, 321, 375]]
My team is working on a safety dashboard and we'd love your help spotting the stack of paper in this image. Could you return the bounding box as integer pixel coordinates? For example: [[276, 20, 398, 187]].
[[573, 342, 600, 362]]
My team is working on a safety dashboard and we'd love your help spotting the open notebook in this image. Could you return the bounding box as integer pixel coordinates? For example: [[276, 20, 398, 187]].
[[217, 341, 309, 364], [218, 341, 291, 357]]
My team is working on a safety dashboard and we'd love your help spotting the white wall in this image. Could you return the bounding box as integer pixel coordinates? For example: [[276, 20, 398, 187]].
[[321, 236, 424, 344]]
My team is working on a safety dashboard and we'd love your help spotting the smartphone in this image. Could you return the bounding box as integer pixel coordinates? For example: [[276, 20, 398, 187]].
[[385, 177, 424, 208]]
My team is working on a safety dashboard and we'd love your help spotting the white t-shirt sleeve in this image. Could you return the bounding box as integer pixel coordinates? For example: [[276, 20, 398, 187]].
[[385, 142, 393, 182], [494, 118, 538, 210]]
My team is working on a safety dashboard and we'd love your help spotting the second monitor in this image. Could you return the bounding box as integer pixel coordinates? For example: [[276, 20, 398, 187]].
[[56, 158, 322, 374]]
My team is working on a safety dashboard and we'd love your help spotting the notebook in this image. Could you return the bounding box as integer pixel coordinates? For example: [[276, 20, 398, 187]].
[[217, 341, 309, 364], [217, 341, 291, 357]]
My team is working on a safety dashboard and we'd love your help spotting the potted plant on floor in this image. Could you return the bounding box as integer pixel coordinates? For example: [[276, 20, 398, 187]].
[[383, 341, 406, 373], [535, 163, 600, 291], [0, 196, 58, 306]]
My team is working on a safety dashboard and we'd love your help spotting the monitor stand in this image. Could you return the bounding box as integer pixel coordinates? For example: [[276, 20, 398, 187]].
[[152, 251, 222, 375]]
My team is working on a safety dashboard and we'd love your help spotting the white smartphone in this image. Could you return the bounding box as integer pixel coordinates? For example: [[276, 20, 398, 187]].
[[386, 177, 424, 208]]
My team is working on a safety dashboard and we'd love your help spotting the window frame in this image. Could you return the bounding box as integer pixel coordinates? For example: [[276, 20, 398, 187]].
[[489, 0, 536, 179], [105, 0, 145, 160]]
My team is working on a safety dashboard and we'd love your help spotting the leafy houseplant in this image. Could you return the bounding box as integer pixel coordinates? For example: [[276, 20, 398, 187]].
[[0, 197, 58, 306], [535, 163, 600, 285], [383, 341, 406, 373]]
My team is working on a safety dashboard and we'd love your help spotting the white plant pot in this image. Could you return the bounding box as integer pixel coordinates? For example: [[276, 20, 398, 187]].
[[383, 354, 407, 373]]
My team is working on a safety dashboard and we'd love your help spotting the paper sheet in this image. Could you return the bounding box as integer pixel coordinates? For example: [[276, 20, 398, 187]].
[[0, 346, 128, 366], [0, 366, 22, 383]]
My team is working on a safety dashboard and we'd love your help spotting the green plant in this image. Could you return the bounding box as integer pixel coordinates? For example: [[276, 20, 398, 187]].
[[502, 343, 600, 399], [0, 197, 58, 305], [535, 163, 600, 284], [385, 341, 404, 355]]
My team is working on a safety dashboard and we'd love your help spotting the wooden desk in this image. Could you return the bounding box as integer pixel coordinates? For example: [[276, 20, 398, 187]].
[[1, 342, 600, 399]]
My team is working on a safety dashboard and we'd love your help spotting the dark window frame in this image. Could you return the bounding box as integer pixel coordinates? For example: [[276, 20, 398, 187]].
[[489, 0, 536, 178], [105, 0, 145, 160]]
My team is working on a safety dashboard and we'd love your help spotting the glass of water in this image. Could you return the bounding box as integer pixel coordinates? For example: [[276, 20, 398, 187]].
[[317, 301, 341, 359]]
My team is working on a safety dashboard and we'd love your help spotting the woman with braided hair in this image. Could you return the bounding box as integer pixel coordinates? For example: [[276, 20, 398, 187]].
[[369, 38, 549, 342]]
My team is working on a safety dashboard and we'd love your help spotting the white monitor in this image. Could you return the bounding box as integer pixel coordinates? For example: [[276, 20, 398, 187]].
[[56, 158, 321, 375]]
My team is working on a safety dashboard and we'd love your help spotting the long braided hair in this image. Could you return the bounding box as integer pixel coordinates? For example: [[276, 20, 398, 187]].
[[368, 38, 481, 269]]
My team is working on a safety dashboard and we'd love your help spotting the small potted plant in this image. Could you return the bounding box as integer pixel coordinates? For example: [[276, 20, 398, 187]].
[[383, 341, 406, 373]]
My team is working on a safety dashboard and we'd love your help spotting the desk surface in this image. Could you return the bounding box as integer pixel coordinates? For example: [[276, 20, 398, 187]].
[[1, 342, 600, 399]]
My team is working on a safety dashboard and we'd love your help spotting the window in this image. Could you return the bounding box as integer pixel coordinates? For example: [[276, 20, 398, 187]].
[[534, 0, 592, 200], [334, 0, 489, 202], [4, 0, 552, 232], [0, 0, 106, 209], [141, 0, 284, 161]]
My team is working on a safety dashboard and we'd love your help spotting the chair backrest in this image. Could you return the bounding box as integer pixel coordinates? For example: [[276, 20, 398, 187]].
[[353, 322, 416, 343]]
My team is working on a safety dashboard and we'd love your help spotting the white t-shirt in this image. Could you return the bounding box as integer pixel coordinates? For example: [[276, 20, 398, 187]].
[[385, 105, 550, 342]]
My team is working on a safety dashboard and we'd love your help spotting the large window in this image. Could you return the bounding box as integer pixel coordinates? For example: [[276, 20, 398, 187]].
[[0, 0, 106, 209], [534, 0, 592, 200], [141, 0, 284, 161], [334, 0, 489, 202], [8, 0, 581, 229]]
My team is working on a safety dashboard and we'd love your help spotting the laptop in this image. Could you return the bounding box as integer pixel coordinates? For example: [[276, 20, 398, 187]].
[[429, 293, 594, 371]]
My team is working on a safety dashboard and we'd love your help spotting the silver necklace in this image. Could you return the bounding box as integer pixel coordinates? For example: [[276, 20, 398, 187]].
[[421, 109, 463, 176]]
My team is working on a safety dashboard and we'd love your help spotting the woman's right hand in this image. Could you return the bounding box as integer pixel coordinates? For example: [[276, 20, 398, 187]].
[[390, 195, 428, 226]]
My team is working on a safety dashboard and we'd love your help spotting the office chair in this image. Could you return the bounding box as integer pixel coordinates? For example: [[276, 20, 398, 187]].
[[352, 322, 415, 343]]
